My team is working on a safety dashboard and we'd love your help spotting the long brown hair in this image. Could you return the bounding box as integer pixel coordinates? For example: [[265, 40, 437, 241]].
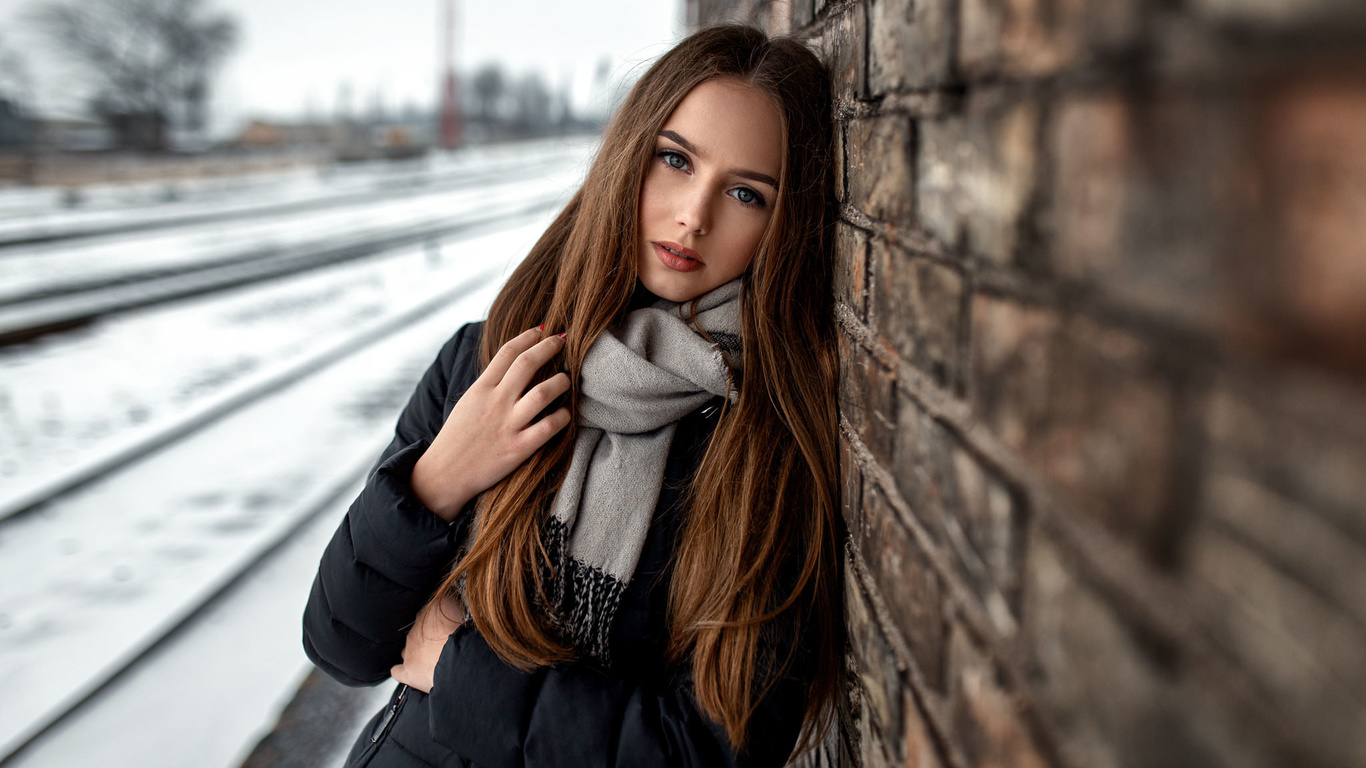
[[431, 25, 839, 756]]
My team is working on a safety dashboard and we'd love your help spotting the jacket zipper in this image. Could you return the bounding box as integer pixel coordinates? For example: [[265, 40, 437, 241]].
[[370, 684, 408, 743]]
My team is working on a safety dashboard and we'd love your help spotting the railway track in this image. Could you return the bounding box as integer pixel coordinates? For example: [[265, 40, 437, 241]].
[[0, 260, 510, 766], [0, 193, 564, 347], [0, 143, 589, 765], [0, 144, 587, 249]]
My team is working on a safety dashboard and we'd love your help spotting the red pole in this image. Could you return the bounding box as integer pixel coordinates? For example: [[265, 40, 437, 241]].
[[440, 0, 462, 149]]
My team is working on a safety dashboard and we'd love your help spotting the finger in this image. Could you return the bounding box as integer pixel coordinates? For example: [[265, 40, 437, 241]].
[[500, 334, 566, 395], [517, 406, 572, 450], [510, 372, 572, 425], [482, 326, 547, 385]]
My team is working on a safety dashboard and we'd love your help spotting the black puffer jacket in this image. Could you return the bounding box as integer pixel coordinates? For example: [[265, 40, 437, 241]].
[[303, 320, 814, 768]]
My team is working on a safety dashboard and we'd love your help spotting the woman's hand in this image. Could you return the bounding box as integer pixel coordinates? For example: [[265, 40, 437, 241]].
[[390, 594, 465, 693], [411, 326, 572, 521]]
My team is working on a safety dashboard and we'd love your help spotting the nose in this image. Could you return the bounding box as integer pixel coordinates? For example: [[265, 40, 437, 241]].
[[677, 184, 711, 236]]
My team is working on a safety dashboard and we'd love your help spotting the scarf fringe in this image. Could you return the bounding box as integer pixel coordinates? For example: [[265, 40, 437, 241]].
[[541, 516, 627, 665]]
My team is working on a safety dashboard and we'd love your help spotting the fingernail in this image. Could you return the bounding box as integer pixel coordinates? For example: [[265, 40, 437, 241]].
[[536, 324, 544, 331], [557, 331, 567, 339]]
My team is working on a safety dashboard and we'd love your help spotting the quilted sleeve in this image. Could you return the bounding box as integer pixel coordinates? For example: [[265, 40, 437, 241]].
[[302, 322, 484, 686]]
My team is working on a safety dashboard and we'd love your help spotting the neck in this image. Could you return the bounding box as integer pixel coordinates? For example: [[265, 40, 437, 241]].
[[626, 279, 661, 312]]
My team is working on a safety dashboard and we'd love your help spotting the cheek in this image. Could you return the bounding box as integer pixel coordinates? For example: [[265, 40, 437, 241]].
[[726, 215, 771, 267], [638, 168, 671, 224]]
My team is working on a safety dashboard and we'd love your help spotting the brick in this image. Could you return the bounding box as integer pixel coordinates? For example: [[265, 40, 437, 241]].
[[1046, 91, 1239, 332], [950, 447, 1023, 631], [840, 435, 865, 542], [1189, 525, 1366, 768], [848, 114, 914, 226], [863, 484, 946, 692], [903, 689, 946, 768], [972, 296, 1179, 553], [870, 238, 964, 390], [868, 0, 954, 94], [815, 5, 868, 100], [833, 119, 847, 204], [857, 349, 898, 471], [919, 91, 1038, 264], [1205, 370, 1366, 545], [1200, 462, 1366, 629], [947, 623, 1050, 768], [1244, 71, 1366, 371], [1189, 0, 1366, 28], [891, 398, 953, 548], [958, 0, 1144, 78], [847, 573, 905, 762], [837, 331, 865, 435], [834, 222, 869, 320], [1024, 534, 1244, 768]]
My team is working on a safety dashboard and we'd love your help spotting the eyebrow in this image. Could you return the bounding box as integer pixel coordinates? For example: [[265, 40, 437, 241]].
[[658, 130, 779, 189]]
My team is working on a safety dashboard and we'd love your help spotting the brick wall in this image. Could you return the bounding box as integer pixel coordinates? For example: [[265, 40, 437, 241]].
[[686, 2, 1366, 767]]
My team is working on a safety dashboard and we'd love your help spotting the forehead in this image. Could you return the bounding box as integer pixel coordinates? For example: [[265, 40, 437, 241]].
[[661, 78, 784, 178]]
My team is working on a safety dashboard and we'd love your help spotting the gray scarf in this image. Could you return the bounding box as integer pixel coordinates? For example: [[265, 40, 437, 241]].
[[541, 278, 743, 664]]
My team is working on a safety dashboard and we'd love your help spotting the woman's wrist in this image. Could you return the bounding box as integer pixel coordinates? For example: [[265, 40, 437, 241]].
[[409, 451, 474, 523]]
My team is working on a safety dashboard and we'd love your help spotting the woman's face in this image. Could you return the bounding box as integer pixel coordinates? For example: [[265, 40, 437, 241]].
[[637, 77, 784, 303]]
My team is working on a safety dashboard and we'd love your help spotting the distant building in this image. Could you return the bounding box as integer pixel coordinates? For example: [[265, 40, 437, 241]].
[[0, 98, 28, 149], [33, 116, 115, 152]]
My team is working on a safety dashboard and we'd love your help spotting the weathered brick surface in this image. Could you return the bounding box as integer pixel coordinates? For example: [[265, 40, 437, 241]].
[[972, 295, 1180, 554], [902, 688, 946, 768], [918, 90, 1038, 264], [867, 0, 954, 93], [862, 484, 946, 691], [834, 223, 869, 320], [816, 4, 867, 101], [947, 623, 1050, 768], [847, 115, 914, 226], [870, 239, 964, 390], [1187, 525, 1366, 767], [686, 1, 1366, 767], [847, 568, 906, 765], [1022, 532, 1260, 768]]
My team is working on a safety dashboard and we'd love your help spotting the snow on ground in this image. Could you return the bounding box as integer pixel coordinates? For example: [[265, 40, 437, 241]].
[[0, 137, 597, 230], [0, 209, 558, 763], [0, 135, 605, 763], [0, 152, 589, 513], [0, 153, 585, 303], [2, 478, 384, 768]]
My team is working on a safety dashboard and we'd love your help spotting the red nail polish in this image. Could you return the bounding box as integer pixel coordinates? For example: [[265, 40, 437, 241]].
[[536, 324, 545, 331], [557, 331, 567, 339]]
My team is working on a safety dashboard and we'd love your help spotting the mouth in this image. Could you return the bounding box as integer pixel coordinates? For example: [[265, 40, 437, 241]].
[[656, 241, 701, 261], [652, 240, 704, 272]]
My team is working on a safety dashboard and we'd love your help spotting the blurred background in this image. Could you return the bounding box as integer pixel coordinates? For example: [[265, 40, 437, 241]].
[[0, 1, 684, 766]]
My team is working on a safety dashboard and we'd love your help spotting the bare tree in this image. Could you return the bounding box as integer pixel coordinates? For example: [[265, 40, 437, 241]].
[[471, 63, 506, 123], [27, 0, 238, 150], [0, 34, 35, 110], [511, 71, 551, 132]]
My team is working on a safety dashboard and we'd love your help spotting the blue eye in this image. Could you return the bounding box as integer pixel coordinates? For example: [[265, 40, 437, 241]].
[[730, 187, 765, 208], [659, 150, 688, 170]]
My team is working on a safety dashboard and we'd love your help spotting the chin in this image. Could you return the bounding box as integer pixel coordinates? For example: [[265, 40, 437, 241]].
[[645, 280, 709, 303], [639, 270, 703, 303]]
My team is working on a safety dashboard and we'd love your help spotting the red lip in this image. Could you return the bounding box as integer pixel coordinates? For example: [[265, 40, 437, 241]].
[[652, 241, 704, 273], [655, 240, 702, 261]]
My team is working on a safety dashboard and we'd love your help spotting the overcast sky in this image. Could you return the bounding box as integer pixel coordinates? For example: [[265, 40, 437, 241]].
[[0, 0, 685, 135]]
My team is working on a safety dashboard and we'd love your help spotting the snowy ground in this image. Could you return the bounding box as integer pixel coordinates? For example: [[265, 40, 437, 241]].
[[0, 138, 593, 766], [0, 138, 590, 238], [0, 147, 587, 514], [0, 147, 586, 303]]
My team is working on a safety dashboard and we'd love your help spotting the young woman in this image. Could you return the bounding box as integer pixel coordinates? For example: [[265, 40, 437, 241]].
[[303, 25, 841, 768]]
